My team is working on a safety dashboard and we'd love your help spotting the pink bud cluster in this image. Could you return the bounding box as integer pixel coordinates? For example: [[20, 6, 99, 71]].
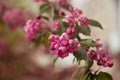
[[53, 8, 88, 35], [53, 19, 76, 36], [24, 15, 41, 41], [59, 10, 66, 16], [49, 33, 79, 58], [2, 8, 29, 30], [88, 39, 113, 67], [66, 27, 76, 35], [64, 7, 88, 27]]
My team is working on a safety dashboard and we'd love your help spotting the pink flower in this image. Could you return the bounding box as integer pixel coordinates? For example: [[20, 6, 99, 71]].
[[59, 10, 66, 16], [85, 46, 90, 52], [69, 7, 83, 18], [66, 27, 76, 35], [95, 39, 103, 47], [56, 0, 68, 6], [2, 8, 29, 30], [63, 8, 88, 27], [24, 15, 41, 41], [49, 33, 79, 58], [89, 48, 113, 67], [88, 50, 98, 61], [63, 15, 76, 27], [49, 34, 59, 44], [78, 16, 88, 26], [53, 20, 60, 30], [68, 39, 79, 52]]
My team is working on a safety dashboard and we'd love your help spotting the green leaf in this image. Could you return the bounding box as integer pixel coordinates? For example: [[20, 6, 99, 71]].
[[53, 15, 64, 20], [53, 21, 68, 35], [81, 69, 91, 80], [59, 21, 69, 28], [78, 26, 91, 36], [96, 72, 113, 80], [43, 33, 50, 46], [73, 47, 87, 61], [53, 56, 58, 67], [53, 8, 59, 14], [32, 35, 42, 47], [80, 39, 97, 47], [81, 58, 94, 80], [86, 59, 93, 69], [42, 16, 49, 20], [89, 73, 96, 80], [63, 4, 71, 10], [77, 74, 84, 80], [88, 19, 103, 29], [40, 3, 52, 15]]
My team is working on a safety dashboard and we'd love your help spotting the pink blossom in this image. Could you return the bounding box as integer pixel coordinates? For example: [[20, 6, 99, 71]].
[[24, 15, 41, 41], [89, 48, 113, 67], [53, 20, 60, 30], [95, 39, 103, 47], [49, 33, 79, 58], [63, 15, 76, 27], [85, 46, 90, 52], [88, 50, 98, 61], [64, 8, 88, 27], [2, 8, 29, 30], [66, 27, 76, 35], [49, 34, 59, 44], [56, 0, 68, 6], [59, 10, 66, 16], [69, 7, 83, 18], [78, 16, 88, 26], [68, 39, 79, 53]]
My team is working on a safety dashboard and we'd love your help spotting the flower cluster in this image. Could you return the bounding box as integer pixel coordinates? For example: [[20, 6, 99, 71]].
[[63, 7, 88, 27], [88, 39, 113, 67], [22, 0, 114, 79], [2, 8, 29, 30], [53, 8, 88, 36], [24, 15, 41, 41], [49, 33, 79, 58], [51, 7, 88, 37]]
